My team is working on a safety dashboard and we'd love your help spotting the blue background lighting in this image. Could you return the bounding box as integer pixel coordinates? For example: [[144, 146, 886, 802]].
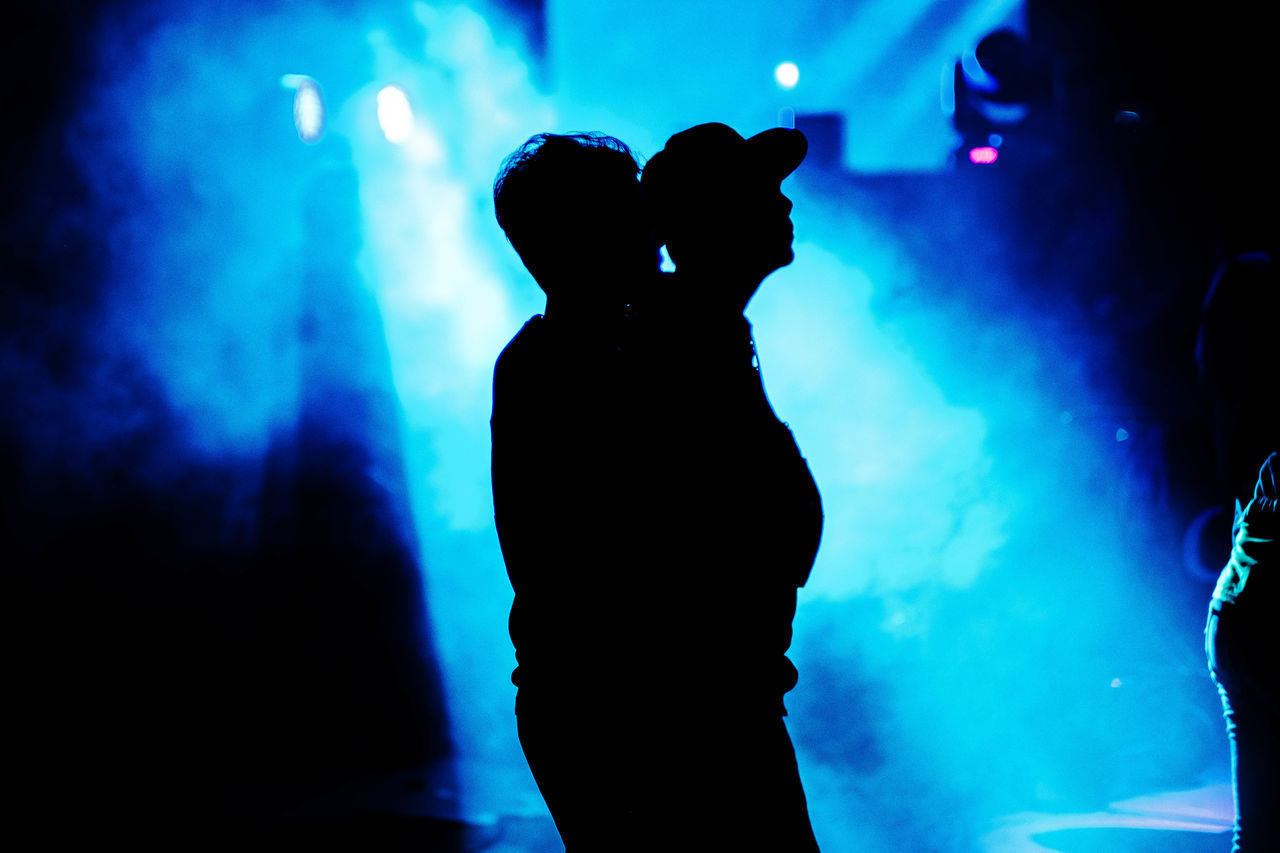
[[7, 0, 1269, 849]]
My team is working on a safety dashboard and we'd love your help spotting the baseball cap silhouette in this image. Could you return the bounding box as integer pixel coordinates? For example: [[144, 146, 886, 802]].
[[642, 123, 806, 200]]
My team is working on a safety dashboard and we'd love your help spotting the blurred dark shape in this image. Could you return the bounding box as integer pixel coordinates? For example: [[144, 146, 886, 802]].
[[495, 0, 546, 63], [1027, 0, 1277, 255], [969, 29, 1049, 103], [1196, 251, 1279, 502], [794, 113, 844, 172], [1200, 252, 1277, 851]]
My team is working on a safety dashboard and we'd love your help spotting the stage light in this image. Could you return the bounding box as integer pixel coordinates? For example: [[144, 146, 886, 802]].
[[774, 61, 799, 89], [968, 146, 998, 165], [377, 85, 414, 144], [950, 28, 1050, 168], [281, 74, 325, 144]]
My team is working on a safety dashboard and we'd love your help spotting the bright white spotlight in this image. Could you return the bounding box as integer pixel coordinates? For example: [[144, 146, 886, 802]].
[[377, 85, 414, 144], [774, 61, 800, 89], [294, 81, 325, 144], [281, 74, 325, 144]]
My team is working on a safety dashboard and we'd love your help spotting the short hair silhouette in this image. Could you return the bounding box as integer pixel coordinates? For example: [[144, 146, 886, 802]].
[[494, 132, 650, 293]]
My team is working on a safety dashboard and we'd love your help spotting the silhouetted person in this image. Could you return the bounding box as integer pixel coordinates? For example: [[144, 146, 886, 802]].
[[1199, 251, 1278, 852], [490, 132, 663, 849], [636, 122, 824, 850]]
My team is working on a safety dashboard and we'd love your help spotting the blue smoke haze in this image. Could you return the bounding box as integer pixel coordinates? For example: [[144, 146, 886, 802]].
[[45, 0, 1228, 848]]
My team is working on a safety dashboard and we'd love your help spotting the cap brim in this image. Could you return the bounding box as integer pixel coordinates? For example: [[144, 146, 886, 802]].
[[746, 127, 807, 180]]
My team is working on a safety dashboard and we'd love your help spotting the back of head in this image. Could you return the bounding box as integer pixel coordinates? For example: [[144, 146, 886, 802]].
[[1196, 250, 1278, 495], [1197, 250, 1277, 396], [494, 133, 654, 294]]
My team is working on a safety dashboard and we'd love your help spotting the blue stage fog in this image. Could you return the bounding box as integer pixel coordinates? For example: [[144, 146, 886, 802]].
[[39, 0, 1238, 849]]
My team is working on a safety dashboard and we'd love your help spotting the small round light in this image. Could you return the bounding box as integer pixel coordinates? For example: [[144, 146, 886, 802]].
[[774, 61, 800, 90]]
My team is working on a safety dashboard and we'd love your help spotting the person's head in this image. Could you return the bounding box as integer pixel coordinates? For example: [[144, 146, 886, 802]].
[[494, 132, 657, 310], [1196, 250, 1278, 494], [641, 123, 806, 285]]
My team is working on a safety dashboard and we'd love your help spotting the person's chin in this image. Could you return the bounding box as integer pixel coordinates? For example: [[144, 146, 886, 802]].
[[760, 250, 794, 280]]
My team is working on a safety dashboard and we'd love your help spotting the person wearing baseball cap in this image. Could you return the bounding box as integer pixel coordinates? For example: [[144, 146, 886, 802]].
[[629, 123, 823, 850], [641, 122, 807, 313]]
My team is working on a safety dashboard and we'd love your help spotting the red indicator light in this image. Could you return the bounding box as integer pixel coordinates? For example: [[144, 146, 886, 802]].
[[968, 146, 999, 165]]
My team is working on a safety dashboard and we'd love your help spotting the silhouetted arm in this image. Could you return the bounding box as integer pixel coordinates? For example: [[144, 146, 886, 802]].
[[1216, 453, 1278, 606], [491, 341, 560, 589]]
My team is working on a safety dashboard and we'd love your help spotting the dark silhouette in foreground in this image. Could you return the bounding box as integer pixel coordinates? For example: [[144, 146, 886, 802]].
[[1199, 251, 1278, 852], [490, 124, 822, 850], [639, 123, 822, 850], [490, 132, 663, 849]]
